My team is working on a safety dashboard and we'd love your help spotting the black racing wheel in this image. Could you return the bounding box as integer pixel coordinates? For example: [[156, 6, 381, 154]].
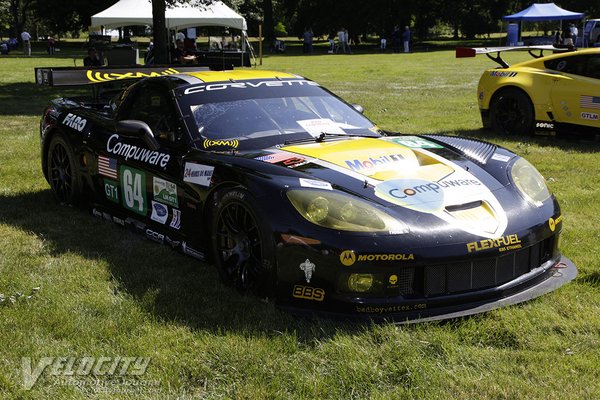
[[47, 134, 82, 205], [490, 88, 535, 136], [211, 188, 275, 297]]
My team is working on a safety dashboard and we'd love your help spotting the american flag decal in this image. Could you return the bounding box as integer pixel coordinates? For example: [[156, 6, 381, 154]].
[[580, 95, 600, 110], [98, 155, 118, 179]]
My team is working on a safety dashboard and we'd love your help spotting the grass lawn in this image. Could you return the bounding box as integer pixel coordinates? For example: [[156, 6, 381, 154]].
[[0, 47, 599, 399]]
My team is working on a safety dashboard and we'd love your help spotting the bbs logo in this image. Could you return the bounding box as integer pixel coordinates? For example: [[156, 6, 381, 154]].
[[203, 139, 239, 149], [292, 285, 325, 301]]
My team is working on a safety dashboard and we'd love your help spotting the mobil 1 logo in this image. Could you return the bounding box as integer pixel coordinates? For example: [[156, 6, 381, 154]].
[[120, 166, 147, 216]]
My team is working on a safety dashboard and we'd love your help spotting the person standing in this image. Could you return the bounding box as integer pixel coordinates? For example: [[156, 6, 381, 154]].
[[402, 26, 411, 53], [391, 25, 401, 53], [21, 29, 31, 56], [303, 27, 313, 54], [569, 23, 578, 45], [337, 28, 347, 53]]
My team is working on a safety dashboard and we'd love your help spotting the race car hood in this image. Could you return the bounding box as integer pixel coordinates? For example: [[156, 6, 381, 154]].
[[252, 136, 511, 239]]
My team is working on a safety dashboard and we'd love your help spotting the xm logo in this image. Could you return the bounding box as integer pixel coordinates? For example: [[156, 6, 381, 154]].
[[21, 356, 151, 390]]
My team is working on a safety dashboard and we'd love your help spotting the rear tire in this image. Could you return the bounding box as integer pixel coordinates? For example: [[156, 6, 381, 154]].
[[490, 88, 534, 136], [47, 134, 82, 205], [211, 188, 276, 297]]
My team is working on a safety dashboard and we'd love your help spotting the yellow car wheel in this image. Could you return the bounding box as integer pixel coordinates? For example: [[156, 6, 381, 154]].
[[490, 88, 534, 136]]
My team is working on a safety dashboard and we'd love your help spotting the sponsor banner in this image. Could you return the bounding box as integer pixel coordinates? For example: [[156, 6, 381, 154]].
[[150, 201, 169, 224], [581, 112, 599, 121], [466, 234, 521, 253], [98, 155, 118, 179], [62, 113, 87, 132], [183, 163, 214, 186], [107, 134, 170, 168], [548, 215, 563, 232], [292, 285, 325, 301], [170, 209, 181, 230], [153, 177, 178, 207]]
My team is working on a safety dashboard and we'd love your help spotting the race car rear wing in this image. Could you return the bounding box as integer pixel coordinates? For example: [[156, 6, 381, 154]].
[[35, 65, 211, 87], [456, 45, 573, 68]]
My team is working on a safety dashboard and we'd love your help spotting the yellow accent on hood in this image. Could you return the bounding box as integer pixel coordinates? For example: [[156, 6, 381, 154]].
[[283, 138, 453, 181], [184, 70, 297, 83]]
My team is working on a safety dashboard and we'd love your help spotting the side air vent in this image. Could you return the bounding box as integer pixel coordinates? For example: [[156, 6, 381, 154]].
[[423, 135, 497, 165]]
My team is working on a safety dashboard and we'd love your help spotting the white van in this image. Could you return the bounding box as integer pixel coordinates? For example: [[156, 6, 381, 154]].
[[584, 19, 600, 47]]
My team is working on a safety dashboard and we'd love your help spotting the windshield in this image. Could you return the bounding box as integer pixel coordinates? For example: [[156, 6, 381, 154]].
[[177, 79, 380, 148]]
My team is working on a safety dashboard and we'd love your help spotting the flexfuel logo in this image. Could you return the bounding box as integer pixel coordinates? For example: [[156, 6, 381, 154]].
[[466, 234, 521, 253]]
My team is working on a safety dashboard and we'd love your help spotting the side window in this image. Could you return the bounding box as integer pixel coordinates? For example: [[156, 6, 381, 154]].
[[583, 55, 600, 80], [121, 84, 180, 143], [545, 56, 585, 76]]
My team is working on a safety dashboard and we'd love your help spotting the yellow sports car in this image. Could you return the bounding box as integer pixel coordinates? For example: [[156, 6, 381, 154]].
[[458, 46, 600, 135]]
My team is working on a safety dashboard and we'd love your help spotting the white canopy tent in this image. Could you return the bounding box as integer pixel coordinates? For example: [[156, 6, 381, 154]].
[[91, 0, 247, 31]]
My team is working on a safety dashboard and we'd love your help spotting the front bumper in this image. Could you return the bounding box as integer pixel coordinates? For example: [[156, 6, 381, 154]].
[[280, 255, 576, 323]]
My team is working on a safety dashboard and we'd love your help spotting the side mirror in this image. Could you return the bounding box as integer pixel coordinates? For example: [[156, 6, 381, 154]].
[[116, 120, 160, 151], [351, 103, 364, 114]]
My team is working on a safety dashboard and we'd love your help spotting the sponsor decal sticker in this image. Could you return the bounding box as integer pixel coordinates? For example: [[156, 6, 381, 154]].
[[184, 79, 319, 95], [183, 162, 214, 186], [113, 216, 125, 226], [345, 154, 406, 172], [340, 250, 357, 266], [297, 118, 345, 137], [581, 112, 599, 121], [145, 228, 164, 243], [103, 179, 119, 203], [536, 122, 554, 129], [203, 139, 239, 149], [356, 303, 427, 313], [389, 136, 443, 149], [153, 177, 178, 207], [375, 178, 445, 213], [170, 209, 181, 230], [358, 253, 414, 262], [299, 259, 316, 283], [489, 71, 518, 78], [120, 166, 147, 216], [548, 215, 563, 232], [466, 234, 521, 253], [86, 68, 181, 83], [98, 155, 118, 179], [299, 178, 332, 190], [389, 275, 398, 285], [107, 134, 170, 168], [580, 95, 600, 110], [150, 201, 169, 224], [292, 285, 325, 301], [491, 153, 511, 162], [62, 113, 87, 132]]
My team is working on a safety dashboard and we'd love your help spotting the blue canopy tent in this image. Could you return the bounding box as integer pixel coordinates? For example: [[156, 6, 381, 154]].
[[502, 3, 584, 44]]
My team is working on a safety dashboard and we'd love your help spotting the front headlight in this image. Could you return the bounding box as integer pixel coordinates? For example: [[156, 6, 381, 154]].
[[287, 189, 408, 233], [510, 157, 551, 206]]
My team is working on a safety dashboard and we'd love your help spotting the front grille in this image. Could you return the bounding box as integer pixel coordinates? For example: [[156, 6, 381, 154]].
[[421, 237, 555, 297]]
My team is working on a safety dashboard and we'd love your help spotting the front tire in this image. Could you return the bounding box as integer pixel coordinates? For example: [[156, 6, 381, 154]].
[[47, 134, 82, 205], [211, 189, 275, 297], [490, 88, 534, 136]]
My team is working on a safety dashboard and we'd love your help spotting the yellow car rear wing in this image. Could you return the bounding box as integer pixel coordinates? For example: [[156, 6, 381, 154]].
[[456, 45, 573, 68]]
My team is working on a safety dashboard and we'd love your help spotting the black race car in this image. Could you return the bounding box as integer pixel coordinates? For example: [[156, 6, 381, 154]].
[[36, 66, 577, 322]]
